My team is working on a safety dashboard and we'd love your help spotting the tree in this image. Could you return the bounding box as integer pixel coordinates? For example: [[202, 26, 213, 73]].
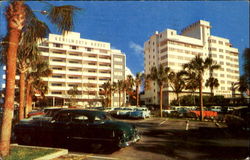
[[148, 64, 170, 117], [168, 71, 186, 106], [68, 85, 81, 106], [1, 1, 80, 155], [205, 77, 220, 96], [100, 81, 111, 108], [25, 60, 52, 116], [183, 55, 218, 121], [123, 75, 134, 106], [135, 72, 143, 106], [184, 72, 199, 105], [117, 80, 124, 107]]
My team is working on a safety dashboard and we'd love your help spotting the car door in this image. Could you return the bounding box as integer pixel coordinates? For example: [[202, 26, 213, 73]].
[[52, 112, 72, 144], [70, 113, 90, 142]]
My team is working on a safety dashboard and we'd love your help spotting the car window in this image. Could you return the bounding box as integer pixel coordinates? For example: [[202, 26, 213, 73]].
[[72, 114, 89, 123], [57, 112, 71, 122]]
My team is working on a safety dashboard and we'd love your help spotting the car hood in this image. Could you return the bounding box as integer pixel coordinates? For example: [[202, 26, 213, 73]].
[[104, 120, 136, 132]]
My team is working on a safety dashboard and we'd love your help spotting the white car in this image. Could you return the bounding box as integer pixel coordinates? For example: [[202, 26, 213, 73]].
[[130, 107, 151, 119]]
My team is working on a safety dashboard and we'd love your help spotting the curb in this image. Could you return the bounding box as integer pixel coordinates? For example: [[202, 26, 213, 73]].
[[11, 144, 68, 160]]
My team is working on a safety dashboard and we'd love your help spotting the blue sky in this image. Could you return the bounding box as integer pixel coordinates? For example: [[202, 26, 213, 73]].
[[0, 1, 249, 86]]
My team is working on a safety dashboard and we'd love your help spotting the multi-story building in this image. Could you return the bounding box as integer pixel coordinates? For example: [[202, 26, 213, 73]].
[[142, 20, 239, 106], [36, 31, 126, 107]]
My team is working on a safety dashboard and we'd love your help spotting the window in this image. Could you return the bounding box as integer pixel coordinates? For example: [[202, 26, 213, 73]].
[[53, 43, 62, 48], [52, 91, 62, 95], [72, 114, 89, 123], [52, 75, 63, 78], [51, 83, 62, 86], [70, 45, 77, 50], [86, 48, 92, 51]]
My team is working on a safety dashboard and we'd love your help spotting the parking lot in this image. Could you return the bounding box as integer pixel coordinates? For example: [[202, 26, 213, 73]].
[[54, 118, 250, 160]]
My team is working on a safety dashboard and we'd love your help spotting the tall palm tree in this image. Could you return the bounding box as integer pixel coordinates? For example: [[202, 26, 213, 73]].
[[68, 85, 81, 106], [148, 64, 170, 117], [0, 2, 26, 156], [183, 55, 218, 121], [1, 1, 80, 155], [168, 71, 186, 106], [243, 48, 250, 95], [184, 72, 199, 105], [25, 60, 52, 116], [205, 77, 220, 96], [135, 72, 143, 106], [123, 75, 134, 106], [111, 82, 117, 107], [100, 81, 111, 108], [117, 80, 123, 107]]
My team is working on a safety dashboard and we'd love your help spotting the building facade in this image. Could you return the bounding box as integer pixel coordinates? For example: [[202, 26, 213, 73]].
[[37, 31, 126, 107], [142, 20, 239, 105]]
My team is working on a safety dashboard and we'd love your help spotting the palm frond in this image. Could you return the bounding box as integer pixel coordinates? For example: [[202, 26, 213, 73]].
[[47, 5, 81, 33]]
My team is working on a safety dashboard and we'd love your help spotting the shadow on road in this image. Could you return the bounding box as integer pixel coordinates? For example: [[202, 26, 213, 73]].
[[135, 125, 250, 160]]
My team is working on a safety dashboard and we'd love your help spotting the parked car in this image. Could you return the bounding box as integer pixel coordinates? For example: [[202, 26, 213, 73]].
[[14, 109, 140, 148], [130, 107, 150, 119], [225, 106, 250, 130], [27, 107, 64, 119], [110, 107, 135, 118]]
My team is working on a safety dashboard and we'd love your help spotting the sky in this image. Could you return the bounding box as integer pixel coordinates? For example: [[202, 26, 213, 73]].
[[0, 1, 249, 87]]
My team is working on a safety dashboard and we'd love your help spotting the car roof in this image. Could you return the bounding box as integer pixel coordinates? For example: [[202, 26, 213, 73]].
[[57, 109, 106, 116]]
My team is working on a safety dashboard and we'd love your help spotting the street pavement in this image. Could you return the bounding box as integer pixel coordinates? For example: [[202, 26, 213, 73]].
[[53, 118, 249, 160]]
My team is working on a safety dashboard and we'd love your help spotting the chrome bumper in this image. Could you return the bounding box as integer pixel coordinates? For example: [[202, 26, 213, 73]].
[[118, 134, 140, 148]]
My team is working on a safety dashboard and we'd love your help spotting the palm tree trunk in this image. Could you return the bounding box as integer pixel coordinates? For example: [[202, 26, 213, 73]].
[[199, 80, 204, 121], [160, 85, 163, 117], [19, 71, 25, 120], [25, 81, 32, 117], [136, 85, 139, 106], [0, 2, 24, 155], [119, 91, 121, 107]]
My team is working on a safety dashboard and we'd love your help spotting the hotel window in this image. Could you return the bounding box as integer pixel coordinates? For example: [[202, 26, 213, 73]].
[[219, 41, 223, 45], [52, 75, 63, 78], [86, 48, 92, 51], [51, 83, 62, 86], [52, 91, 62, 95], [69, 76, 80, 79], [219, 49, 223, 52], [52, 67, 63, 70], [88, 70, 96, 73], [69, 60, 80, 64], [70, 45, 77, 50], [52, 59, 63, 62], [53, 43, 62, 48], [88, 77, 96, 80]]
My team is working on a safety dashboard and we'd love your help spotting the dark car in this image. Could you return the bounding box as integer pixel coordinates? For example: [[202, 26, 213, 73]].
[[14, 109, 140, 148]]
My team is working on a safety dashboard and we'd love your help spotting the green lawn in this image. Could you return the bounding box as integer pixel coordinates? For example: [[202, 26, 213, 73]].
[[3, 146, 58, 160]]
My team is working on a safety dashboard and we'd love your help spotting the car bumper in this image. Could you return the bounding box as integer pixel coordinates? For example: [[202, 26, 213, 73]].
[[118, 134, 140, 148]]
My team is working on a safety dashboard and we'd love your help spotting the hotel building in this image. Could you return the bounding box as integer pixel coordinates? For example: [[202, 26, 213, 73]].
[[35, 31, 126, 107], [142, 20, 240, 105]]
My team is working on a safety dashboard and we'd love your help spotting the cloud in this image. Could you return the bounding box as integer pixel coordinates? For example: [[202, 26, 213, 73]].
[[129, 41, 144, 55]]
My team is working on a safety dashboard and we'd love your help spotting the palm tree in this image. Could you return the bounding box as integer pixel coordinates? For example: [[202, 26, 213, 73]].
[[68, 85, 81, 106], [135, 72, 143, 106], [117, 80, 124, 107], [123, 75, 134, 106], [1, 1, 80, 155], [148, 64, 170, 117], [205, 77, 219, 96], [183, 55, 218, 121], [100, 81, 112, 108], [25, 60, 52, 116], [184, 72, 199, 105], [111, 82, 117, 107], [168, 71, 186, 106]]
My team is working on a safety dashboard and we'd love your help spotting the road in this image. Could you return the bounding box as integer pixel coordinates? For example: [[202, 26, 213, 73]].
[[54, 118, 250, 160]]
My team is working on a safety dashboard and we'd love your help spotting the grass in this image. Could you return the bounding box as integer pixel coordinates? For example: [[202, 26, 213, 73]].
[[3, 146, 58, 160]]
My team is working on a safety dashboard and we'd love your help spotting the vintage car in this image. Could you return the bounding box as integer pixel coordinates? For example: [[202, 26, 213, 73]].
[[130, 107, 151, 119], [14, 109, 140, 148]]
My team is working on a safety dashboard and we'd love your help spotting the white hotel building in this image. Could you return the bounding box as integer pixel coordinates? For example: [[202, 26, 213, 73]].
[[142, 20, 240, 106], [35, 31, 126, 107]]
